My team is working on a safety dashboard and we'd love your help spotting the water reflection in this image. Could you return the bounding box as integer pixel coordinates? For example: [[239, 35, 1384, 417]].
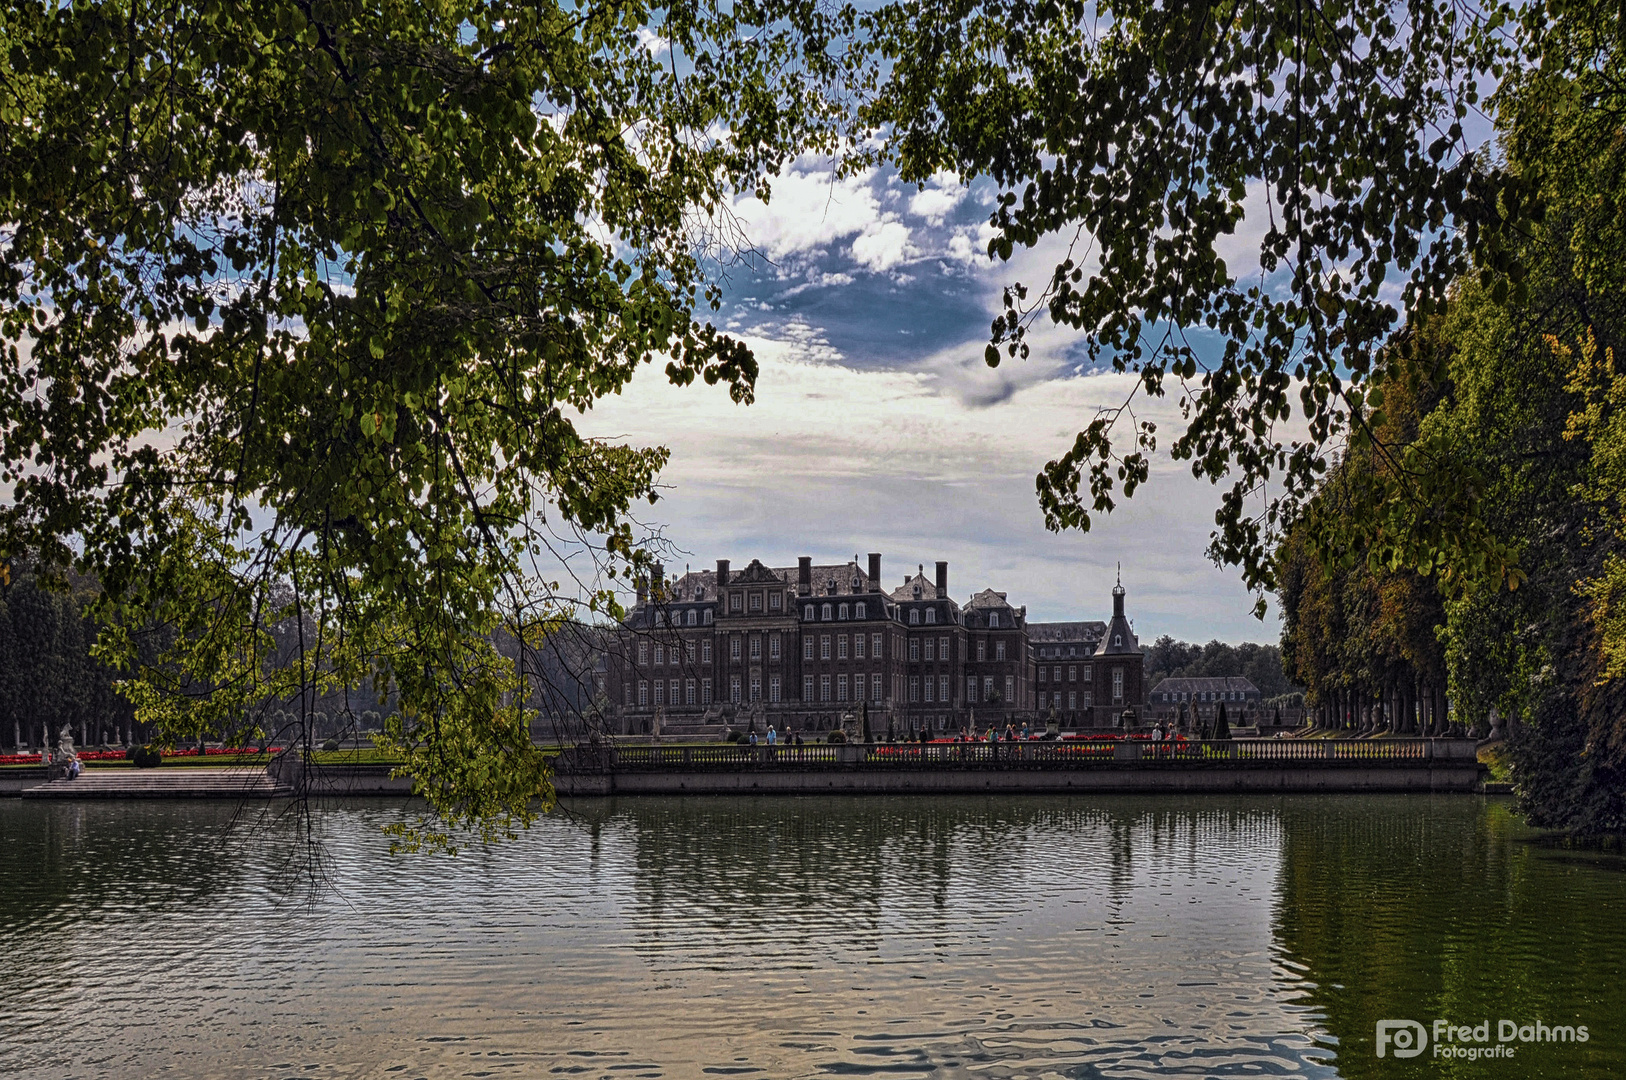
[[0, 794, 1618, 1079], [1271, 796, 1624, 1078]]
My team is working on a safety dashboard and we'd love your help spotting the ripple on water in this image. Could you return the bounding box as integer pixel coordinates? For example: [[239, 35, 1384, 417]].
[[0, 794, 1620, 1079]]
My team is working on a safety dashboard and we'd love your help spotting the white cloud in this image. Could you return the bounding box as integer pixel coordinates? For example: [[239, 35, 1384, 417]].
[[851, 220, 915, 273], [728, 162, 884, 263], [908, 174, 968, 226], [576, 332, 1285, 642]]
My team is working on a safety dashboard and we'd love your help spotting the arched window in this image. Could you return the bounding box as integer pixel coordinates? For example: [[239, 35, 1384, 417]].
[[1114, 634, 1122, 646], [822, 603, 833, 620], [925, 608, 936, 624], [839, 603, 849, 620], [804, 605, 814, 620], [989, 613, 999, 628], [909, 609, 920, 625], [686, 610, 696, 626], [855, 602, 867, 619]]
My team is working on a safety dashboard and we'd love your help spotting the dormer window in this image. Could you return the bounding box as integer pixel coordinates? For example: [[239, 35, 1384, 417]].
[[822, 603, 833, 620], [686, 610, 696, 626], [912, 585, 922, 599], [827, 579, 837, 595], [909, 609, 920, 625], [852, 577, 861, 592], [804, 605, 814, 620], [855, 602, 866, 619], [695, 588, 705, 600], [925, 608, 936, 624], [1114, 634, 1122, 646], [839, 603, 849, 620], [989, 613, 1000, 628]]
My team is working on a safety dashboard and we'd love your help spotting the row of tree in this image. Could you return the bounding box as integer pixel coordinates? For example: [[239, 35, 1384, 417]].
[[1275, 11, 1626, 828]]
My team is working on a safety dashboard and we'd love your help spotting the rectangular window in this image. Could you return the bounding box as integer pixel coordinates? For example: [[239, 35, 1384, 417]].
[[983, 676, 994, 700], [923, 676, 933, 702], [770, 675, 781, 703], [1082, 665, 1092, 683], [749, 634, 761, 660], [838, 634, 849, 660], [803, 675, 813, 700], [749, 592, 762, 611], [935, 716, 945, 731], [730, 675, 741, 703], [638, 680, 649, 706], [820, 674, 831, 702], [939, 675, 949, 703], [821, 635, 831, 660], [1069, 691, 1077, 710], [995, 641, 1006, 661], [804, 636, 814, 661], [967, 676, 978, 702], [686, 678, 696, 705], [730, 592, 742, 612], [837, 674, 849, 701], [855, 634, 867, 659], [1068, 665, 1077, 683], [770, 633, 781, 660], [731, 636, 741, 660], [939, 636, 948, 661], [1083, 688, 1094, 706], [872, 633, 883, 657], [924, 638, 935, 662], [977, 640, 986, 661], [653, 644, 664, 666], [702, 679, 712, 704], [638, 641, 649, 665], [1005, 675, 1014, 702], [686, 640, 696, 662], [909, 676, 920, 702], [1039, 666, 1048, 683], [1113, 668, 1124, 703], [750, 675, 761, 702], [1038, 691, 1047, 709], [769, 591, 782, 610], [872, 674, 883, 702], [625, 686, 633, 707], [909, 638, 920, 661]]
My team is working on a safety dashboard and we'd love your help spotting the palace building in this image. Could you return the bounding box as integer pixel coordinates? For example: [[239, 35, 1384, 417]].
[[603, 552, 1145, 735]]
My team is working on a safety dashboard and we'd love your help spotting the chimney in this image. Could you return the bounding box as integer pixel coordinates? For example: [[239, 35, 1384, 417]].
[[935, 560, 948, 596], [716, 559, 729, 587], [798, 556, 812, 596], [867, 553, 881, 591], [636, 575, 648, 606], [652, 562, 664, 601]]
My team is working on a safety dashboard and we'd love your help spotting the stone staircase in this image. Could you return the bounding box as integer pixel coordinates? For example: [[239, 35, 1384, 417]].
[[21, 767, 290, 800]]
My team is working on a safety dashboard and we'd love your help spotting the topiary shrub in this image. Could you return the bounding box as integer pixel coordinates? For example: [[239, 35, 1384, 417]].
[[124, 745, 140, 761], [133, 745, 162, 769], [723, 729, 742, 743], [826, 729, 847, 744], [321, 737, 341, 751]]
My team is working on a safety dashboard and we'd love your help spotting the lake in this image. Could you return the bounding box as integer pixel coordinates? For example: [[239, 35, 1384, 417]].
[[0, 794, 1620, 1078]]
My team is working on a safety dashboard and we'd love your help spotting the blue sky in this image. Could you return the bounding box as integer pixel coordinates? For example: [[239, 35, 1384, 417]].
[[579, 157, 1294, 644]]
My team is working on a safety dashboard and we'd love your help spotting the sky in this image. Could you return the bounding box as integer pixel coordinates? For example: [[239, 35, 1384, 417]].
[[576, 156, 1292, 646]]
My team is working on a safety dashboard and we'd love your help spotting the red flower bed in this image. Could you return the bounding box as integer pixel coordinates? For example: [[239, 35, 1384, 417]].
[[1, 747, 283, 766]]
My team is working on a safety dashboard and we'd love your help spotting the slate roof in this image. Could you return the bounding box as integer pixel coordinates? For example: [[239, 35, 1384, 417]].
[[1027, 621, 1107, 643], [889, 570, 947, 602]]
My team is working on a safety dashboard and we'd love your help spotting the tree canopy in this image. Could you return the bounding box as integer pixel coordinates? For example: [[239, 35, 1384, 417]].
[[0, 0, 848, 847]]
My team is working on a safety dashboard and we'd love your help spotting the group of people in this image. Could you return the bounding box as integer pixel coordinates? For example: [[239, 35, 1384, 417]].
[[745, 727, 806, 747]]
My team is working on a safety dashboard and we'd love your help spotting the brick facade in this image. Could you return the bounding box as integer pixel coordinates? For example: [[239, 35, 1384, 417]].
[[605, 552, 1145, 735]]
